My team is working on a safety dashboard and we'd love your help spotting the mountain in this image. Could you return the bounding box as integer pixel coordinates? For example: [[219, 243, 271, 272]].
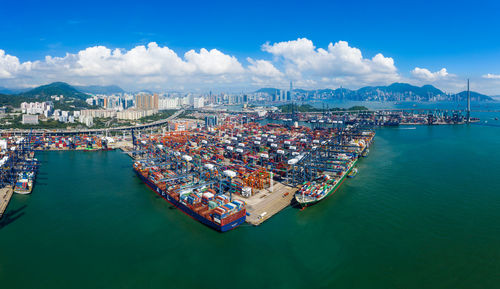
[[0, 82, 93, 110], [256, 83, 493, 101], [256, 88, 282, 94], [74, 85, 124, 95], [0, 86, 30, 94], [454, 91, 491, 101], [18, 82, 89, 100], [0, 87, 14, 94], [356, 83, 444, 97]]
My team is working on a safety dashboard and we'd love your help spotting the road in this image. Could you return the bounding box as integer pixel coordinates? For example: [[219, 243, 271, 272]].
[[0, 109, 185, 136]]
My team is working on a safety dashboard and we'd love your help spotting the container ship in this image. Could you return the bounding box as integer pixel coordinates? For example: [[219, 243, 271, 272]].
[[133, 162, 246, 232], [294, 133, 373, 207], [14, 171, 36, 195], [294, 158, 357, 207]]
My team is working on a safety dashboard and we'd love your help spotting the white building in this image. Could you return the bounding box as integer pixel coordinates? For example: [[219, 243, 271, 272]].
[[22, 114, 39, 125], [193, 97, 205, 108], [79, 115, 94, 127]]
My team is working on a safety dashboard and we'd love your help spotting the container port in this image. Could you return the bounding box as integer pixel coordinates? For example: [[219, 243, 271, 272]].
[[0, 133, 39, 215], [0, 107, 475, 231], [130, 114, 374, 231]]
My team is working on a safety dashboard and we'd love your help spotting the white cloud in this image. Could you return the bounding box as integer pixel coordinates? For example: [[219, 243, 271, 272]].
[[262, 38, 400, 85], [247, 58, 283, 78], [482, 73, 500, 79], [2, 39, 496, 94], [411, 67, 449, 82], [0, 49, 32, 79]]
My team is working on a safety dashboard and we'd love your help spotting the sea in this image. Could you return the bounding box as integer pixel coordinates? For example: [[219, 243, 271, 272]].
[[1, 101, 500, 289]]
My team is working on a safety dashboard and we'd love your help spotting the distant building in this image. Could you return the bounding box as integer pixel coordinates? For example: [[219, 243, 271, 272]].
[[79, 115, 94, 127], [135, 93, 159, 110], [117, 109, 157, 120], [22, 114, 39, 125], [168, 120, 197, 131]]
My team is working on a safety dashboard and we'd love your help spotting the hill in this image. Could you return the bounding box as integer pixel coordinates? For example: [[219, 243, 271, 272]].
[[0, 82, 92, 110], [19, 82, 89, 100], [74, 85, 124, 95], [256, 83, 493, 101], [454, 91, 491, 101]]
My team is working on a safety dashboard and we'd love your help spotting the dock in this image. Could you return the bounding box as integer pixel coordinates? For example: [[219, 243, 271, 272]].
[[237, 182, 297, 226], [0, 186, 13, 219]]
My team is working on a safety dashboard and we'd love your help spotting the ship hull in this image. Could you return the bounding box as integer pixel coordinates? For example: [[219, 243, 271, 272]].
[[295, 159, 357, 208], [14, 189, 32, 195], [134, 170, 245, 232]]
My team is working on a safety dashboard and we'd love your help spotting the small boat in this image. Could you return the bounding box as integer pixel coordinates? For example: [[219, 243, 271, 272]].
[[361, 149, 369, 157], [347, 167, 358, 178]]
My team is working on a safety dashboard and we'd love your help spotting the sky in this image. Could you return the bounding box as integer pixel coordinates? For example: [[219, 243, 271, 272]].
[[1, 0, 500, 94]]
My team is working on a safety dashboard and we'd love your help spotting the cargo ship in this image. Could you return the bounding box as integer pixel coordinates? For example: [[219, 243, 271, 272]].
[[294, 158, 357, 207], [133, 162, 246, 232], [14, 171, 35, 195]]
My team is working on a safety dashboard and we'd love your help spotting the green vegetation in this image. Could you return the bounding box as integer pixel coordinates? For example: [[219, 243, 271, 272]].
[[0, 82, 94, 112], [20, 82, 89, 100], [138, 110, 177, 122], [177, 110, 197, 119], [1, 115, 77, 129], [279, 104, 369, 113]]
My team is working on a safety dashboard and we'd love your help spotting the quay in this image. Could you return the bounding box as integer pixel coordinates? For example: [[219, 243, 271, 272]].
[[131, 115, 374, 231], [239, 182, 297, 226], [0, 186, 13, 219]]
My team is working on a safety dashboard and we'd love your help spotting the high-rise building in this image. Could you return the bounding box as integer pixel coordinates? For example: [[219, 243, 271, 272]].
[[135, 93, 159, 110]]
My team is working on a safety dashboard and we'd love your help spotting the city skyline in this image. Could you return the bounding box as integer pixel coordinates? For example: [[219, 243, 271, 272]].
[[1, 0, 500, 94]]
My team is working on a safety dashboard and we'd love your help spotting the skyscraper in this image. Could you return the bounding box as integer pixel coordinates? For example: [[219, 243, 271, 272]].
[[135, 93, 159, 110]]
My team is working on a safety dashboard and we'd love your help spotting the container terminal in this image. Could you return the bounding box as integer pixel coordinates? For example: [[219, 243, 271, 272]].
[[0, 134, 38, 219], [0, 106, 475, 228], [129, 115, 374, 231]]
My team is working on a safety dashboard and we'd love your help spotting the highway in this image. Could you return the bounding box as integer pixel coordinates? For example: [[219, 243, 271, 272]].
[[0, 109, 184, 136]]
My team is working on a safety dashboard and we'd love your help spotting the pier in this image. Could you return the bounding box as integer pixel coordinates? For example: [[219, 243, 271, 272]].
[[240, 183, 297, 225], [0, 186, 13, 219]]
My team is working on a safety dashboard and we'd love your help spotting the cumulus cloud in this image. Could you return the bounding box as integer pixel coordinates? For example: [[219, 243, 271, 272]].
[[5, 39, 486, 92], [411, 67, 450, 82], [262, 38, 400, 86], [0, 50, 32, 79], [0, 43, 251, 89], [482, 73, 500, 79]]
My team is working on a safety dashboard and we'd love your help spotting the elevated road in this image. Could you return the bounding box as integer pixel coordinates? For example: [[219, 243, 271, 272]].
[[0, 109, 184, 136]]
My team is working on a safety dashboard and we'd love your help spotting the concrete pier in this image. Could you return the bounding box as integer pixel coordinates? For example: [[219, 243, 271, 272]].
[[0, 186, 14, 219], [237, 182, 297, 226]]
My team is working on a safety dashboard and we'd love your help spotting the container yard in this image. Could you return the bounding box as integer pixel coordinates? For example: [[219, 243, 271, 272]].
[[0, 106, 481, 232], [131, 115, 375, 231], [0, 134, 39, 216]]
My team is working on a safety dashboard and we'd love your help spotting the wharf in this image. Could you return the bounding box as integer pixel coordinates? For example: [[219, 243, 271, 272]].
[[117, 143, 136, 159], [237, 182, 297, 226], [0, 186, 13, 219]]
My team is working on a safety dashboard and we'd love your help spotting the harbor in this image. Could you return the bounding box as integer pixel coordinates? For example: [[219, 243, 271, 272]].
[[2, 122, 500, 289], [0, 106, 478, 230], [129, 115, 374, 230]]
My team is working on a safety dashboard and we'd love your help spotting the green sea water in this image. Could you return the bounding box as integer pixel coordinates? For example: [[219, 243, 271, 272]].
[[1, 123, 500, 289]]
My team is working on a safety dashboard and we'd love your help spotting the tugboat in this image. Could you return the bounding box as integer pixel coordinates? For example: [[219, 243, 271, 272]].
[[361, 149, 369, 157], [347, 167, 358, 178]]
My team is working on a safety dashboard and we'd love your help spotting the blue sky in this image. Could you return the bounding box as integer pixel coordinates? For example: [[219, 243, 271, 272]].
[[1, 0, 500, 93]]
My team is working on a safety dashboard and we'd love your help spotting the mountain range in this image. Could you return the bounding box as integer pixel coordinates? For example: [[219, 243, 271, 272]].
[[256, 83, 493, 101]]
